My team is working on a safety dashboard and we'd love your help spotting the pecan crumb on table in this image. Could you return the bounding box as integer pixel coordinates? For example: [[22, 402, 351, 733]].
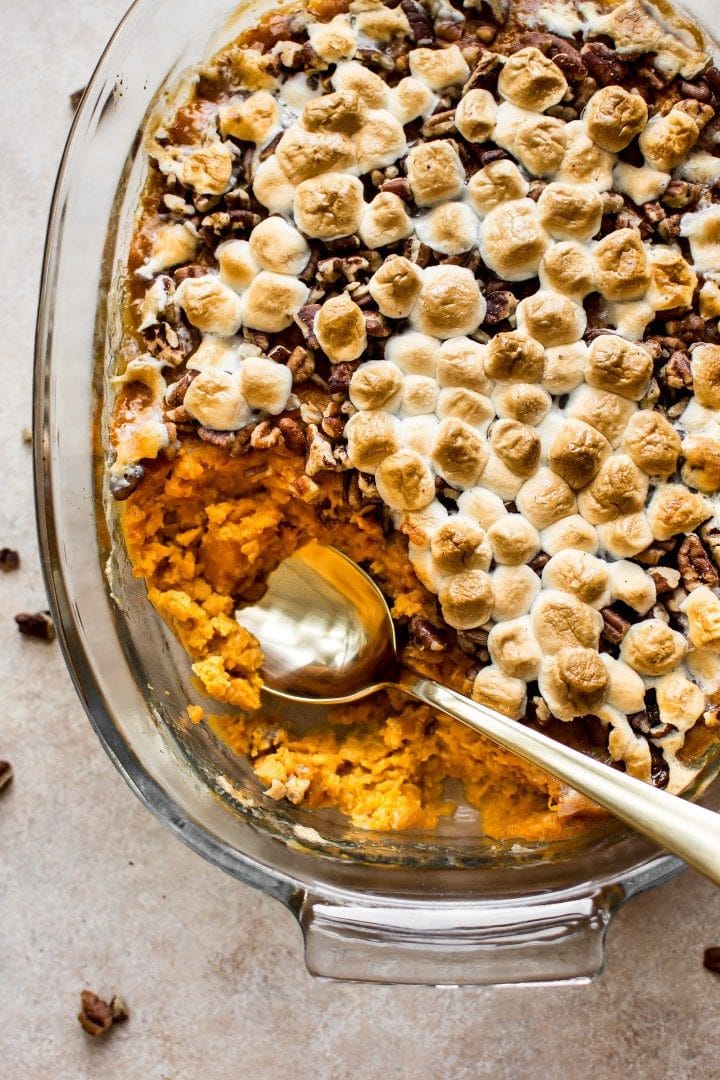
[[77, 991, 129, 1037], [14, 611, 56, 641], [0, 760, 13, 793], [0, 548, 20, 572]]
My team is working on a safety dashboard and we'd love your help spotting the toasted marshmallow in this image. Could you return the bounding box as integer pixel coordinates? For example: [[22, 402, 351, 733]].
[[584, 86, 648, 152], [138, 275, 174, 330], [142, 222, 197, 277], [539, 647, 609, 719], [345, 409, 402, 471], [493, 383, 552, 426], [402, 499, 449, 547], [647, 485, 713, 541], [386, 332, 440, 377], [516, 290, 587, 347], [565, 385, 636, 447], [621, 620, 688, 677], [605, 299, 655, 342], [216, 239, 260, 292], [430, 516, 492, 573], [597, 512, 654, 559], [349, 360, 404, 412], [308, 15, 357, 63], [681, 434, 720, 494], [275, 126, 356, 184], [622, 410, 681, 479], [547, 419, 611, 490], [408, 45, 469, 91], [472, 665, 527, 719], [187, 335, 242, 374], [485, 332, 545, 384], [539, 242, 597, 300], [400, 414, 439, 456], [497, 46, 568, 111], [353, 109, 408, 172], [487, 514, 541, 566], [490, 419, 541, 478], [239, 357, 292, 415], [406, 140, 465, 207], [531, 589, 602, 654], [175, 275, 243, 336], [455, 89, 497, 143], [253, 156, 296, 215], [515, 115, 568, 177], [640, 106, 701, 172], [608, 560, 656, 615], [375, 448, 435, 511], [585, 334, 653, 400], [656, 672, 705, 731], [183, 369, 251, 431], [612, 161, 670, 206], [249, 217, 310, 276], [603, 656, 646, 715], [577, 454, 649, 525], [240, 271, 309, 332], [700, 280, 720, 319], [542, 341, 588, 394], [315, 294, 367, 363], [593, 229, 650, 302], [542, 515, 599, 556], [488, 617, 543, 681], [355, 4, 410, 40], [436, 337, 490, 393], [457, 486, 508, 529], [368, 257, 423, 319], [180, 143, 234, 195], [436, 388, 494, 428], [219, 91, 280, 145], [516, 467, 577, 529], [491, 564, 542, 621], [431, 417, 488, 489], [410, 265, 485, 338], [399, 374, 439, 417], [477, 452, 524, 501], [302, 90, 365, 135], [542, 550, 610, 608], [537, 183, 603, 242], [479, 198, 550, 281], [415, 203, 480, 257], [359, 192, 413, 250], [679, 152, 720, 185], [681, 586, 720, 652], [691, 343, 720, 408], [389, 77, 437, 124], [332, 60, 389, 108], [646, 245, 697, 311], [555, 120, 615, 191], [294, 172, 364, 240], [467, 160, 529, 216]]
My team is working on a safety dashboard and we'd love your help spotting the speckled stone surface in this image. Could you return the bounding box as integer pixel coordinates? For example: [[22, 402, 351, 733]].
[[1, 3, 720, 1077]]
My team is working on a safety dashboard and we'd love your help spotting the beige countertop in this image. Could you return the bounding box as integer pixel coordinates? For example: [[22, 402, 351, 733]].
[[1, 2, 719, 1076]]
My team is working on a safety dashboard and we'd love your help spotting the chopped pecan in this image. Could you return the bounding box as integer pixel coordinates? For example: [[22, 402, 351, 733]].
[[678, 534, 720, 591], [422, 109, 456, 137], [401, 0, 433, 45], [700, 524, 720, 570], [527, 552, 550, 575], [402, 237, 433, 267], [305, 423, 343, 475], [324, 234, 362, 255], [0, 548, 19, 572], [250, 420, 282, 450], [601, 607, 630, 645], [462, 48, 502, 93], [483, 290, 517, 325], [0, 760, 13, 793], [435, 8, 466, 42], [109, 463, 146, 501], [287, 345, 315, 383], [661, 179, 701, 210], [197, 427, 238, 450], [268, 344, 292, 364], [664, 314, 705, 341], [198, 211, 231, 242], [662, 350, 693, 390], [225, 186, 251, 209], [328, 363, 354, 397], [456, 627, 490, 660], [290, 474, 323, 503], [78, 991, 129, 1037], [173, 263, 206, 284], [648, 566, 681, 597], [580, 41, 628, 85], [410, 616, 447, 652], [165, 369, 198, 408], [278, 417, 306, 453], [379, 176, 412, 201], [364, 310, 391, 338], [294, 305, 320, 349], [705, 66, 720, 98], [143, 321, 194, 366], [636, 538, 677, 566], [355, 47, 394, 72]]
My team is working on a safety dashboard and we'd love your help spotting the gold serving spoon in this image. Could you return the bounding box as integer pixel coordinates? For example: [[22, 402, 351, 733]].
[[237, 541, 720, 885]]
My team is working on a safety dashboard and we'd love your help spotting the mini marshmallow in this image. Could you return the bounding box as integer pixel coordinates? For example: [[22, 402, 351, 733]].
[[314, 294, 367, 362], [467, 159, 529, 215], [253, 156, 296, 216], [436, 388, 494, 429], [275, 125, 356, 184], [541, 516, 599, 556], [542, 550, 611, 609], [408, 45, 469, 91], [431, 417, 488, 489], [183, 369, 251, 431], [410, 265, 485, 338], [516, 290, 587, 348], [405, 140, 465, 207], [597, 512, 654, 559], [332, 60, 390, 108], [430, 516, 492, 573], [539, 647, 609, 719], [497, 46, 568, 111], [219, 91, 280, 145], [565, 385, 636, 447], [491, 565, 542, 622], [308, 15, 357, 63], [472, 665, 527, 720], [516, 467, 577, 529], [621, 620, 688, 677], [542, 341, 588, 394], [585, 334, 653, 400], [239, 357, 293, 415], [294, 172, 365, 240], [537, 183, 603, 242], [368, 256, 423, 319], [216, 239, 260, 292], [593, 228, 650, 302], [584, 86, 648, 152], [350, 360, 404, 412], [623, 410, 681, 479], [681, 586, 720, 652], [457, 487, 508, 529], [646, 485, 712, 541], [530, 589, 602, 654], [488, 617, 543, 681], [612, 161, 670, 206], [577, 454, 649, 525], [181, 142, 234, 195], [249, 216, 310, 276], [359, 192, 413, 250], [487, 514, 541, 566], [555, 120, 615, 191], [175, 274, 243, 336], [142, 222, 198, 277], [345, 409, 402, 472], [603, 656, 646, 715], [477, 452, 524, 501], [547, 419, 611, 490], [607, 560, 656, 615], [646, 245, 698, 311], [493, 384, 552, 426], [375, 448, 436, 511], [398, 374, 439, 417], [455, 89, 497, 143], [415, 202, 481, 257], [385, 332, 440, 377], [240, 271, 309, 332], [388, 77, 437, 125], [479, 199, 550, 281], [490, 419, 541, 478], [400, 414, 440, 457], [436, 337, 490, 393], [353, 109, 408, 172]]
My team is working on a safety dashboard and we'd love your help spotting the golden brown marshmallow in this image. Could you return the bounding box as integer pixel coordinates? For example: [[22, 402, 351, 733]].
[[516, 291, 587, 348], [389, 77, 436, 125], [294, 173, 365, 240], [315, 294, 367, 363], [439, 568, 494, 629], [603, 656, 645, 715], [240, 271, 309, 333], [607, 560, 656, 615], [430, 517, 492, 574], [548, 419, 611, 490], [542, 550, 610, 607], [485, 332, 545, 384], [487, 514, 541, 566], [431, 418, 488, 490], [399, 375, 439, 417], [584, 86, 648, 152], [143, 223, 198, 276], [175, 275, 243, 336], [622, 411, 681, 479], [368, 257, 423, 319], [656, 672, 705, 731], [436, 337, 490, 393], [405, 140, 465, 207], [375, 448, 436, 511], [585, 335, 653, 400], [455, 89, 497, 143], [248, 217, 310, 277], [700, 280, 720, 318], [332, 61, 389, 108], [490, 419, 541, 478], [542, 343, 588, 395], [540, 647, 609, 719], [410, 266, 485, 339], [467, 160, 529, 215], [540, 241, 597, 301], [353, 110, 408, 172], [491, 565, 542, 622], [646, 245, 697, 311], [252, 156, 295, 215], [457, 487, 507, 529], [308, 15, 357, 63], [537, 183, 603, 242], [566, 386, 636, 447], [621, 620, 688, 676], [436, 388, 494, 428], [681, 586, 720, 652], [216, 239, 259, 292], [597, 512, 654, 559], [477, 453, 524, 501], [680, 207, 720, 275], [639, 106, 701, 172], [493, 384, 552, 426], [516, 467, 577, 529], [690, 343, 720, 408], [349, 361, 404, 412], [472, 665, 527, 720], [275, 126, 356, 184], [302, 91, 364, 135], [358, 193, 413, 250], [355, 5, 411, 41], [401, 415, 439, 457], [612, 161, 671, 206], [594, 229, 650, 302], [219, 91, 279, 144], [577, 454, 649, 525], [386, 332, 439, 377], [345, 410, 402, 472], [408, 45, 469, 91], [530, 590, 602, 654], [555, 120, 616, 190], [239, 357, 292, 415], [513, 116, 567, 178], [488, 617, 543, 681], [415, 202, 480, 257], [681, 435, 720, 494], [183, 369, 250, 431], [180, 143, 234, 195], [541, 515, 599, 556], [497, 46, 568, 111], [479, 199, 550, 281], [646, 485, 713, 541]]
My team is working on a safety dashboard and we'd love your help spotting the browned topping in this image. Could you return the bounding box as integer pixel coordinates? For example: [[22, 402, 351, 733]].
[[677, 535, 720, 592], [600, 607, 630, 645], [78, 991, 129, 1037], [0, 548, 19, 572], [15, 611, 56, 641]]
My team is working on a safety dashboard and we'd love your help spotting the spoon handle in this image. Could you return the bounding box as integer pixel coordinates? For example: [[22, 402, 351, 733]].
[[402, 675, 720, 886]]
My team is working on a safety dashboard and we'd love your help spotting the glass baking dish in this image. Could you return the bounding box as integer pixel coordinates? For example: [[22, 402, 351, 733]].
[[34, 0, 720, 985]]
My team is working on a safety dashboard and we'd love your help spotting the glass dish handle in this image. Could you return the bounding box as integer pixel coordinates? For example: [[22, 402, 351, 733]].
[[298, 887, 620, 985]]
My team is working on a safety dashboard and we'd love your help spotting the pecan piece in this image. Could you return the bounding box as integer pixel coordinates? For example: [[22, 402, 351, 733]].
[[109, 463, 146, 501], [197, 427, 238, 450], [328, 363, 354, 397], [0, 548, 20, 572], [678, 534, 720, 591], [278, 417, 307, 453], [662, 179, 701, 210], [0, 760, 13, 793], [293, 304, 320, 349], [648, 566, 681, 597], [250, 420, 282, 450], [401, 0, 433, 45], [379, 176, 412, 201], [287, 345, 315, 383], [78, 991, 129, 1037], [15, 611, 56, 641], [165, 369, 198, 409], [662, 350, 693, 390], [601, 607, 630, 645], [580, 41, 628, 85], [410, 616, 448, 653], [422, 109, 456, 137]]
